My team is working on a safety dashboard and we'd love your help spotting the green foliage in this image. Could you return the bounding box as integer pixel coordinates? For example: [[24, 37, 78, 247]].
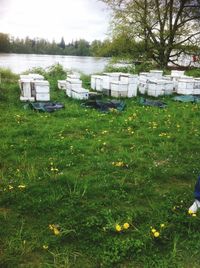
[[0, 33, 91, 56], [1, 67, 200, 267], [0, 67, 19, 80], [105, 60, 158, 74], [185, 68, 200, 78], [0, 33, 10, 52]]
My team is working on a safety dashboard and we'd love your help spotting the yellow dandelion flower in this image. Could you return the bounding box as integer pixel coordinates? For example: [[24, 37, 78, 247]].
[[192, 213, 197, 217], [18, 185, 26, 189], [123, 223, 130, 229], [154, 231, 160, 238], [43, 245, 48, 250], [160, 224, 165, 228], [49, 224, 54, 230], [53, 228, 60, 235], [151, 228, 156, 233], [115, 224, 122, 232], [188, 209, 194, 215]]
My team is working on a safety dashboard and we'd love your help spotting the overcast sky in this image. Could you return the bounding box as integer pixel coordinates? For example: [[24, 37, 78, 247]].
[[0, 0, 111, 43]]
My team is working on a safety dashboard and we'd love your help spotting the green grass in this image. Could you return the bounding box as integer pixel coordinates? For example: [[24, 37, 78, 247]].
[[1, 66, 200, 267]]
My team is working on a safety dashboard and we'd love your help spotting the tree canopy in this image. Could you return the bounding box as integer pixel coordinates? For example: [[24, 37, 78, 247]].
[[101, 0, 200, 67]]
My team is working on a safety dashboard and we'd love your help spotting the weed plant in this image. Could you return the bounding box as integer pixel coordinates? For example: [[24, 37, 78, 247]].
[[0, 66, 200, 267]]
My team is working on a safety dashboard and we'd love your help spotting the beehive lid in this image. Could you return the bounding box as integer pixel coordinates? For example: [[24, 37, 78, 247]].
[[72, 87, 89, 93], [92, 75, 103, 78], [20, 78, 33, 82], [103, 72, 121, 77], [150, 70, 163, 73], [28, 74, 44, 80], [33, 80, 49, 86], [66, 78, 82, 84]]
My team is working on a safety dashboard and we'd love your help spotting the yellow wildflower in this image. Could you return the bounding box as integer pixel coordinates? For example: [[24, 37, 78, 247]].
[[18, 185, 26, 189], [49, 224, 54, 230], [192, 213, 197, 217], [43, 245, 49, 250], [53, 228, 60, 235], [154, 232, 160, 238], [151, 228, 156, 233], [112, 161, 126, 167], [188, 209, 194, 215], [160, 224, 165, 228], [115, 224, 122, 232], [123, 223, 130, 229]]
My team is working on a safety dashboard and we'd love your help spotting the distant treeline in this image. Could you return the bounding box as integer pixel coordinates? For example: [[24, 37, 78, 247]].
[[0, 32, 145, 58]]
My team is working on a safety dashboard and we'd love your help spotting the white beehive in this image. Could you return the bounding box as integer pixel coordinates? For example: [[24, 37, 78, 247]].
[[66, 79, 82, 97], [139, 72, 149, 77], [19, 78, 35, 101], [58, 80, 67, 90], [162, 80, 174, 95], [171, 70, 185, 77], [120, 74, 138, 84], [71, 88, 89, 100], [127, 83, 138, 98], [194, 78, 200, 95], [91, 75, 103, 90], [110, 81, 128, 98], [177, 79, 195, 95], [95, 77, 103, 92], [102, 73, 121, 90], [33, 80, 50, 101], [138, 78, 148, 94], [35, 93, 50, 101], [102, 75, 110, 90], [147, 79, 165, 97], [150, 70, 163, 79]]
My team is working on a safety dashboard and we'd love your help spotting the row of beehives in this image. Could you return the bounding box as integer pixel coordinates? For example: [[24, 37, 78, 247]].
[[58, 74, 89, 100], [91, 72, 138, 98], [91, 70, 200, 98], [19, 74, 50, 101], [139, 70, 200, 96]]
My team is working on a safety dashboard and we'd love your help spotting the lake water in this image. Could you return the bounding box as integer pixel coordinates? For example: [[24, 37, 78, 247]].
[[0, 53, 110, 75]]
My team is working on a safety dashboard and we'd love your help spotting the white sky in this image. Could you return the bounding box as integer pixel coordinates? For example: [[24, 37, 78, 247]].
[[0, 0, 111, 43]]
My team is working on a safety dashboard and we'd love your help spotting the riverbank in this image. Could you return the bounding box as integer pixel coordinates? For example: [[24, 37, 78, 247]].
[[1, 67, 200, 267]]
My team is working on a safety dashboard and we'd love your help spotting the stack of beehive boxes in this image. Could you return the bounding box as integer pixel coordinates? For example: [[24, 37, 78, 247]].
[[33, 80, 50, 101], [138, 70, 166, 97], [177, 77, 195, 95], [19, 75, 35, 102], [66, 74, 89, 100], [19, 73, 50, 102], [110, 74, 138, 98], [91, 72, 139, 98]]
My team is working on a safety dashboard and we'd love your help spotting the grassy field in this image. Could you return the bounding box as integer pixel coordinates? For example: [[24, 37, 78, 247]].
[[1, 66, 200, 267]]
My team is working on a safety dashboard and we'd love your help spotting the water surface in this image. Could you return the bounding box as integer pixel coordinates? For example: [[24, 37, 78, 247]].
[[0, 53, 109, 74]]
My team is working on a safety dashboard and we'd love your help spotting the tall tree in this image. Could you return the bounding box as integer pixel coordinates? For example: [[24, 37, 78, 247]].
[[0, 33, 10, 52], [101, 0, 200, 68], [59, 37, 65, 49]]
